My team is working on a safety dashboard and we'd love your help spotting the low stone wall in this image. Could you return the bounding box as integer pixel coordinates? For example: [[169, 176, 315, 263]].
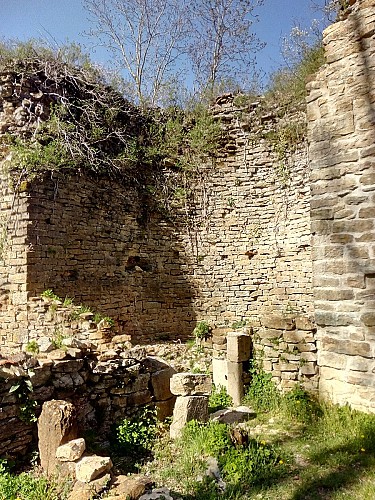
[[212, 315, 318, 392], [0, 343, 175, 459]]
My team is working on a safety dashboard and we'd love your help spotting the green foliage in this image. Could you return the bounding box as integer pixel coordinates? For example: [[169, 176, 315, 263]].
[[50, 328, 65, 350], [193, 321, 211, 341], [0, 468, 64, 500], [25, 340, 39, 355], [231, 319, 247, 330], [115, 406, 157, 455], [182, 420, 232, 457], [208, 385, 233, 413], [41, 289, 60, 301], [219, 438, 283, 487], [266, 44, 325, 107], [281, 384, 322, 424], [243, 360, 281, 412], [9, 377, 37, 423]]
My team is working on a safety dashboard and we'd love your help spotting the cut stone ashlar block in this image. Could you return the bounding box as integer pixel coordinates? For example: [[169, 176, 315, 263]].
[[170, 373, 212, 396], [170, 395, 209, 439], [226, 331, 251, 363]]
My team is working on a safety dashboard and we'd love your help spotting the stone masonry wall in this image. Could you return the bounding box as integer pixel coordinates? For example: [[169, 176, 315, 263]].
[[307, 0, 375, 411], [0, 343, 176, 459], [0, 66, 318, 390]]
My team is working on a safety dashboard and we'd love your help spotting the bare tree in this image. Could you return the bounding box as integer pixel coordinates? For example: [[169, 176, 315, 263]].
[[83, 0, 188, 107], [187, 0, 264, 95]]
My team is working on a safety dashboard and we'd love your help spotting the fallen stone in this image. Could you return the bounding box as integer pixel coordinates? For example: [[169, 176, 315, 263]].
[[37, 337, 54, 353], [110, 474, 154, 499], [139, 487, 180, 500], [56, 438, 86, 462], [68, 473, 111, 500], [210, 406, 256, 424], [75, 455, 112, 483]]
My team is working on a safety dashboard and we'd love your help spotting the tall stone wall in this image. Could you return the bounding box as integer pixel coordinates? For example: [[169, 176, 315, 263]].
[[0, 63, 317, 389], [307, 0, 375, 411]]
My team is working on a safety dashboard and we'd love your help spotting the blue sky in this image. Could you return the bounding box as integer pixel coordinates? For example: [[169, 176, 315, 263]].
[[0, 0, 328, 84]]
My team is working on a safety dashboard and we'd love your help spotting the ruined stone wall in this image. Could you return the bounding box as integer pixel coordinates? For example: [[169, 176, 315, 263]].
[[0, 344, 175, 459], [307, 0, 375, 411]]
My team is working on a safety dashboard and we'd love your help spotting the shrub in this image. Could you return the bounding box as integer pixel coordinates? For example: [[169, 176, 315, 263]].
[[208, 385, 233, 413], [243, 360, 281, 412], [193, 321, 211, 341], [115, 406, 157, 455], [220, 438, 282, 487]]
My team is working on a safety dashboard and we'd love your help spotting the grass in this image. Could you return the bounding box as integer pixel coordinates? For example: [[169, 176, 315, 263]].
[[137, 369, 375, 500]]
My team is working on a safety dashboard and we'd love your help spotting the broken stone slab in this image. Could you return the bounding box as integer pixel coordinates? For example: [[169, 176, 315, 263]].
[[56, 438, 86, 462], [170, 395, 208, 439], [75, 455, 113, 483], [210, 406, 256, 424], [139, 487, 180, 500], [170, 373, 212, 396], [37, 336, 54, 353], [38, 400, 78, 476], [110, 474, 154, 499]]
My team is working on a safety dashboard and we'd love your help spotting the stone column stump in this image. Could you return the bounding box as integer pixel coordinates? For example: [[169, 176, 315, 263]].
[[169, 373, 212, 438], [38, 399, 78, 476]]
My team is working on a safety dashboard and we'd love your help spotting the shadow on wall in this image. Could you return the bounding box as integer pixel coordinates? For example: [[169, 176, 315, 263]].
[[26, 173, 197, 343]]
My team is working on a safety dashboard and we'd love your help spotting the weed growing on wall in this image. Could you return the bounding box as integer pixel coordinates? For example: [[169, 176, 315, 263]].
[[9, 375, 37, 424]]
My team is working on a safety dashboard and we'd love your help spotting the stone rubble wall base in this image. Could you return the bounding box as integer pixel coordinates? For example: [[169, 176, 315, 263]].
[[0, 346, 176, 459]]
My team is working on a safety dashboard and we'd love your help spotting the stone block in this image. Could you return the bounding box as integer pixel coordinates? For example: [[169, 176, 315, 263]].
[[295, 316, 315, 331], [227, 361, 243, 407], [75, 455, 112, 483], [170, 396, 208, 438], [170, 373, 212, 396], [261, 315, 295, 330], [155, 398, 176, 421], [38, 400, 78, 476], [56, 438, 86, 462], [226, 332, 251, 363], [151, 366, 176, 401]]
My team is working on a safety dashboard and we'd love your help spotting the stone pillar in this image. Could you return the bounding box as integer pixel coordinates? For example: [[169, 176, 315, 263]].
[[226, 332, 251, 406], [169, 373, 212, 438], [38, 400, 78, 476]]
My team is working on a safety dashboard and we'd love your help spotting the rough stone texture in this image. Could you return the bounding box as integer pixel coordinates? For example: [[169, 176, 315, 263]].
[[307, 0, 375, 412], [110, 475, 154, 499], [226, 332, 251, 363], [0, 66, 314, 355], [170, 373, 212, 396], [75, 455, 112, 483], [170, 395, 209, 438], [68, 473, 111, 500], [0, 348, 177, 459], [38, 400, 78, 476], [56, 438, 86, 462]]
